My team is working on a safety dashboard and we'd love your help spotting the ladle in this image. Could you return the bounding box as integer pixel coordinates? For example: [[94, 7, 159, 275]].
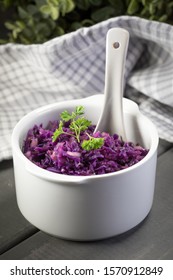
[[95, 27, 129, 140]]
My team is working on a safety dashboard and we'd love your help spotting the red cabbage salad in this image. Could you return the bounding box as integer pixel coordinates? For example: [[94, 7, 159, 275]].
[[23, 106, 148, 176]]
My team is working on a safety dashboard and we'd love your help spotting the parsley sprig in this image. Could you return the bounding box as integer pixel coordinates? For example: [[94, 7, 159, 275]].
[[81, 133, 104, 151], [52, 106, 104, 151]]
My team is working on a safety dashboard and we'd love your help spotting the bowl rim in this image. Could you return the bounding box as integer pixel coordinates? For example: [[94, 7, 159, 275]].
[[12, 95, 159, 183]]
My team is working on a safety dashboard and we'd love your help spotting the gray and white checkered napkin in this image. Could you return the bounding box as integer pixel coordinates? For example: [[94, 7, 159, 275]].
[[1, 15, 173, 161]]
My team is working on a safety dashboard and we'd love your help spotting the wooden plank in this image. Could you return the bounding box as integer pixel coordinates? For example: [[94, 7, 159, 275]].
[[1, 143, 173, 260], [0, 160, 38, 254]]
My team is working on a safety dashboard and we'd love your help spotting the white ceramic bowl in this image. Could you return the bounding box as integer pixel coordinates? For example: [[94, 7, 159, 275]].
[[12, 94, 158, 241]]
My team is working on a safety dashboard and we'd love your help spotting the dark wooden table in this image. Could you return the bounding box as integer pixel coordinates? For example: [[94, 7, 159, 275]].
[[0, 139, 173, 260]]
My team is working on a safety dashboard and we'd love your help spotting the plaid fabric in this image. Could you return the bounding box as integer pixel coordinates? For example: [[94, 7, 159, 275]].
[[1, 16, 173, 161]]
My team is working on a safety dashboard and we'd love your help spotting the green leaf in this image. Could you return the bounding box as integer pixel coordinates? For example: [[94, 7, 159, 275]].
[[50, 5, 59, 20], [168, 1, 173, 9], [81, 19, 94, 27], [59, 0, 75, 16], [125, 0, 131, 6], [75, 105, 84, 116], [70, 117, 91, 132], [20, 27, 31, 39], [149, 3, 156, 15], [27, 4, 39, 16], [60, 106, 84, 122], [5, 22, 16, 30], [108, 0, 125, 14], [52, 120, 64, 142], [0, 39, 8, 44], [140, 6, 149, 17], [52, 105, 103, 149], [16, 20, 25, 29], [152, 0, 161, 4], [91, 6, 115, 22], [60, 110, 73, 121], [40, 4, 51, 15], [5, 20, 25, 39], [53, 26, 65, 36], [0, 0, 13, 9], [27, 17, 34, 28], [70, 21, 82, 31], [12, 29, 20, 39], [89, 0, 102, 6], [18, 34, 32, 44], [141, 0, 151, 5], [141, 0, 146, 5], [75, 0, 90, 10], [127, 0, 140, 15], [47, 0, 58, 5], [81, 137, 104, 151], [70, 117, 91, 142], [159, 14, 168, 22], [35, 0, 47, 8], [34, 22, 53, 36], [18, 6, 29, 19]]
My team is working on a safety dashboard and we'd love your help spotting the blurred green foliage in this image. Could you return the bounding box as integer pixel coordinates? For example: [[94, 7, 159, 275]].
[[0, 0, 173, 44]]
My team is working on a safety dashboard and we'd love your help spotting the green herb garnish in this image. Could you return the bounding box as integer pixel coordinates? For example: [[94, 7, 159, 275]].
[[52, 106, 104, 151], [60, 105, 84, 122], [52, 120, 64, 142], [69, 117, 92, 142], [81, 135, 104, 151]]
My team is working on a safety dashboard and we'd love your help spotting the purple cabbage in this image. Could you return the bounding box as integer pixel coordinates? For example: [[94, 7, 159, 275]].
[[23, 121, 148, 176]]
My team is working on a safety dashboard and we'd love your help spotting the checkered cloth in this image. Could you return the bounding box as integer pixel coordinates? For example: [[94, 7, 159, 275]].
[[1, 16, 173, 161]]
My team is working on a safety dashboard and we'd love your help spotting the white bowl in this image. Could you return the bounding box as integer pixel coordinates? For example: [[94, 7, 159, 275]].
[[12, 94, 158, 241]]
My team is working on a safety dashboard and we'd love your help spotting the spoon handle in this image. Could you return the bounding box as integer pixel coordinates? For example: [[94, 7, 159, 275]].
[[95, 28, 129, 140]]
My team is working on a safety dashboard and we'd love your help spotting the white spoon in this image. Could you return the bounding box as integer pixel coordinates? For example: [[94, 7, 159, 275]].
[[95, 27, 129, 140]]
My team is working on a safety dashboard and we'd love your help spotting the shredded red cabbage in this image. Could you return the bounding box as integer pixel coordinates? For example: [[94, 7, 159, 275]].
[[23, 121, 148, 176]]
